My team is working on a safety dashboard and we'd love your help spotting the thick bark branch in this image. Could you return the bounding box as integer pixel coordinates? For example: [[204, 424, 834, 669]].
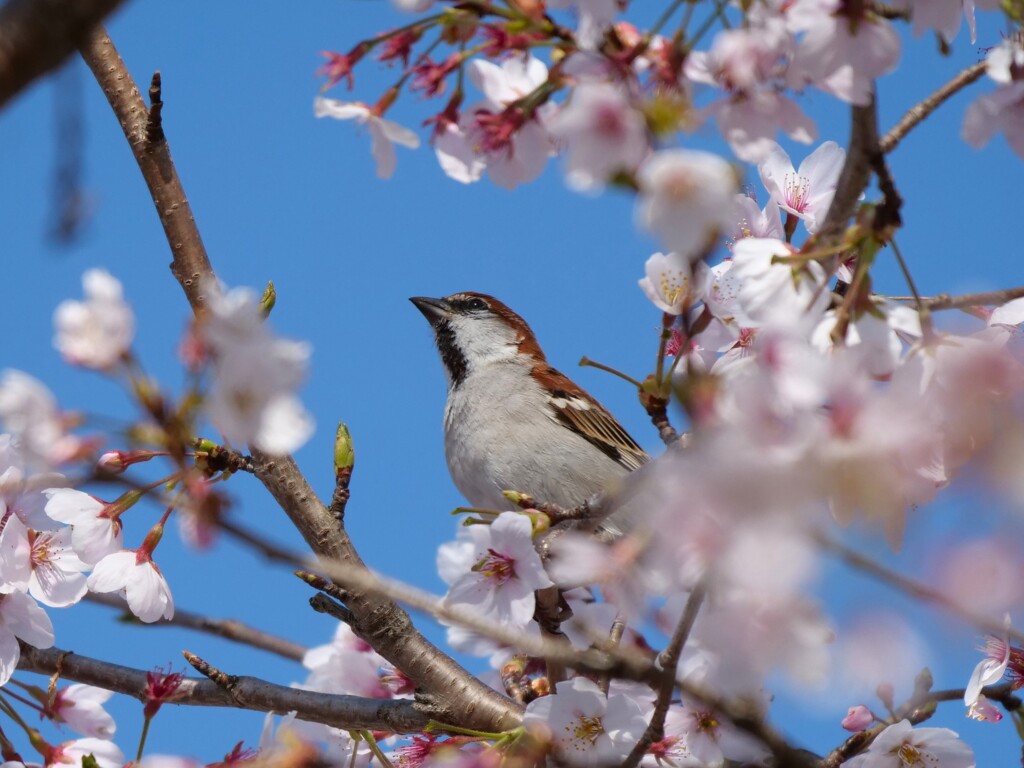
[[79, 25, 521, 734], [0, 0, 126, 109], [17, 643, 432, 733]]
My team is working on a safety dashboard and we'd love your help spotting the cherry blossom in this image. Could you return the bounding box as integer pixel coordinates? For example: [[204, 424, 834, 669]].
[[0, 445, 66, 531], [636, 149, 738, 260], [811, 301, 923, 378], [314, 96, 420, 179], [0, 515, 89, 608], [731, 195, 784, 244], [52, 268, 134, 370], [964, 620, 1023, 718], [547, 81, 649, 190], [842, 720, 974, 768], [435, 56, 553, 189], [729, 237, 829, 329], [662, 700, 768, 767], [43, 488, 123, 566], [46, 684, 116, 739], [0, 590, 54, 685], [442, 512, 552, 628], [200, 282, 314, 455], [758, 140, 845, 234], [523, 677, 647, 766], [87, 549, 174, 623], [638, 251, 705, 315]]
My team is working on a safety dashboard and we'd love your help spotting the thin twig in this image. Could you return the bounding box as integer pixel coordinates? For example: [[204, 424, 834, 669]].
[[813, 531, 1024, 646], [880, 61, 987, 155], [622, 580, 707, 768], [85, 592, 307, 662], [923, 285, 1024, 312], [16, 643, 432, 733]]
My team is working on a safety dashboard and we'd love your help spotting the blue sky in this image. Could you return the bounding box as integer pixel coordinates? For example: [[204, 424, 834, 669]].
[[1, 0, 1023, 762]]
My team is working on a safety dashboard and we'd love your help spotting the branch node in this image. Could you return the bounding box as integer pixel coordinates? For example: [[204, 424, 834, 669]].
[[146, 70, 164, 144], [182, 650, 236, 689]]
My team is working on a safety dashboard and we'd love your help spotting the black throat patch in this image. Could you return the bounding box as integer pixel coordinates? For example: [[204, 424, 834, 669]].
[[434, 319, 468, 388]]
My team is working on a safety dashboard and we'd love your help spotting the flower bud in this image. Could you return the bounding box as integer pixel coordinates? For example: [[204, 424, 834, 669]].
[[840, 705, 873, 732]]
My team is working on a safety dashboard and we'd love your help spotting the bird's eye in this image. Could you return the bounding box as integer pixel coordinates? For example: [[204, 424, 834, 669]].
[[466, 298, 487, 311]]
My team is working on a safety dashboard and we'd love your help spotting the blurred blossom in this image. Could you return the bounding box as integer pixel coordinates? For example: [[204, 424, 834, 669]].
[[962, 39, 1024, 160], [636, 149, 738, 260], [547, 81, 649, 191], [811, 301, 922, 378], [0, 372, 77, 469], [200, 282, 314, 455], [786, 0, 900, 106], [53, 268, 134, 370], [898, 0, 1001, 43], [833, 612, 928, 698], [48, 737, 125, 768], [301, 623, 391, 698], [932, 538, 1024, 618], [547, 0, 618, 50]]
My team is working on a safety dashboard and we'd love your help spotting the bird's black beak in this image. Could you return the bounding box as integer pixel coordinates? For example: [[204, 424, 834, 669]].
[[410, 296, 451, 326]]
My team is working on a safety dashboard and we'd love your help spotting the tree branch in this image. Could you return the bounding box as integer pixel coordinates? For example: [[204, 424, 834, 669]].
[[16, 643, 432, 733], [0, 0, 126, 110], [79, 25, 216, 313], [818, 97, 879, 243], [880, 61, 987, 155], [85, 592, 307, 662]]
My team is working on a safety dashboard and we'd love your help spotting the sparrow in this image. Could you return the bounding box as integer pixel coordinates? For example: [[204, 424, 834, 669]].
[[411, 292, 648, 531]]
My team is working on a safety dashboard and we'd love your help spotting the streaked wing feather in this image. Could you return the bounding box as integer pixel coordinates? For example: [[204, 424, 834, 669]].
[[551, 397, 649, 471]]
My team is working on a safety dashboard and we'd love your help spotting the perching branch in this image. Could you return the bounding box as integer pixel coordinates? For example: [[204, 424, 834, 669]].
[[16, 643, 432, 734], [922, 285, 1024, 312], [0, 0, 126, 110], [880, 61, 987, 155], [86, 592, 307, 662], [79, 24, 522, 734]]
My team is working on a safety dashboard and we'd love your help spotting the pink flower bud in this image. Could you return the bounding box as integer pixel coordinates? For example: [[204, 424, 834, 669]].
[[875, 682, 894, 709], [841, 705, 873, 732]]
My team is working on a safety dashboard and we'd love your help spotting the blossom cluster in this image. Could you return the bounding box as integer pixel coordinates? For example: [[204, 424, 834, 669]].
[[316, 0, 1022, 195]]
